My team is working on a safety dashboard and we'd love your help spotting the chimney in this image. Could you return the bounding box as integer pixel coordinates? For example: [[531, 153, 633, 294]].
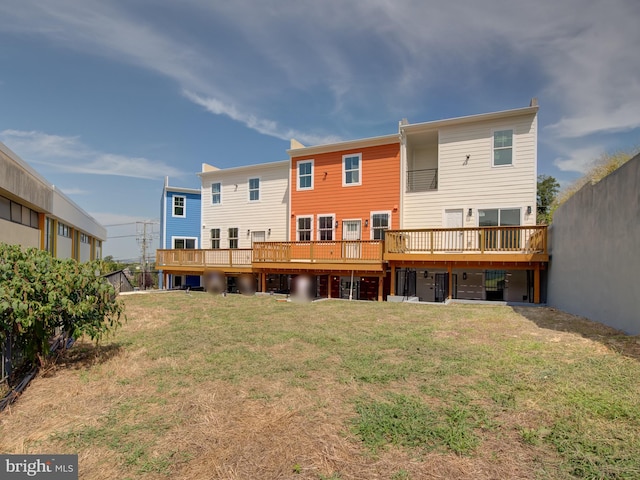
[[530, 97, 538, 107]]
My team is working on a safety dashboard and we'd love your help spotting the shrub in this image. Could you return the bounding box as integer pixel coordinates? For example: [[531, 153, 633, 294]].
[[0, 243, 124, 366]]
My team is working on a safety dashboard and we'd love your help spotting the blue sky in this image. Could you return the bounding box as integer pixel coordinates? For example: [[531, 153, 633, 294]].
[[0, 0, 638, 260]]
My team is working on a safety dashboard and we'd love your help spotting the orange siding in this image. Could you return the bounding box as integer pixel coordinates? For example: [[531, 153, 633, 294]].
[[290, 142, 400, 240]]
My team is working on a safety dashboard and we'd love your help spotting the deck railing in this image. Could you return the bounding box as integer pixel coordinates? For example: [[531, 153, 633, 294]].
[[252, 240, 384, 264], [156, 248, 253, 268], [385, 225, 548, 255]]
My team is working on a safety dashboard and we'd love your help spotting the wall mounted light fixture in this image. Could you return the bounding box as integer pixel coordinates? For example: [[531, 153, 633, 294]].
[[364, 219, 369, 227], [335, 220, 339, 228], [463, 272, 467, 280], [268, 228, 271, 235], [526, 206, 532, 215], [423, 270, 429, 278], [468, 208, 473, 217], [247, 229, 250, 236]]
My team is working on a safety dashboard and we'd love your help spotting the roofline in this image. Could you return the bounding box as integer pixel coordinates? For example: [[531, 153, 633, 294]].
[[51, 186, 107, 239], [288, 133, 399, 157], [197, 159, 289, 177], [401, 105, 539, 134], [164, 185, 201, 195], [0, 141, 53, 191]]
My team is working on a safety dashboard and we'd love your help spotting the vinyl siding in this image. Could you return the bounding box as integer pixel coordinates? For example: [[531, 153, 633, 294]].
[[402, 113, 537, 228], [200, 162, 289, 249], [164, 191, 202, 248], [290, 142, 400, 240]]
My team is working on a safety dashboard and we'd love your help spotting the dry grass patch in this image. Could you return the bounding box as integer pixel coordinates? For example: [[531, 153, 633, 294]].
[[1, 292, 639, 479]]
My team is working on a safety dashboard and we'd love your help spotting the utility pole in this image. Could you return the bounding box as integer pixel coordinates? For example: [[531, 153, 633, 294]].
[[136, 221, 158, 290]]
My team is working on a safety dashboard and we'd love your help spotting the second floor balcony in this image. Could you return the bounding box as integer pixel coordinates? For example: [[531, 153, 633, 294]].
[[407, 168, 438, 192]]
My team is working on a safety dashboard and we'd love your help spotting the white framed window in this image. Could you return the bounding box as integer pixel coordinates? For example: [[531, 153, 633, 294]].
[[248, 177, 260, 202], [297, 160, 314, 190], [492, 129, 514, 166], [211, 183, 221, 205], [80, 233, 90, 244], [478, 207, 521, 250], [173, 237, 197, 249], [210, 228, 220, 249], [317, 214, 335, 241], [297, 216, 313, 241], [370, 211, 391, 240], [342, 153, 361, 186], [228, 227, 238, 249], [173, 195, 186, 217]]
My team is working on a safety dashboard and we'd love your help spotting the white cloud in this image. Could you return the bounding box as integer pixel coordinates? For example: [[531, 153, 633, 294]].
[[0, 129, 183, 179], [183, 90, 341, 145], [553, 145, 606, 174], [0, 0, 638, 147]]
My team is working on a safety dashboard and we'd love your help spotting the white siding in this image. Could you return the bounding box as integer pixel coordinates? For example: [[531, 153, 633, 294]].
[[402, 113, 537, 228], [200, 162, 289, 249]]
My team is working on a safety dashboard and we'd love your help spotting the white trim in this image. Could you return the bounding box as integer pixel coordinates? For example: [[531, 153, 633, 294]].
[[248, 176, 261, 202], [341, 218, 362, 240], [476, 206, 523, 227], [198, 159, 289, 178], [162, 186, 167, 249], [316, 213, 335, 241], [172, 194, 186, 218], [228, 227, 239, 249], [209, 227, 221, 249], [491, 127, 515, 168], [342, 153, 362, 187], [296, 215, 314, 241], [296, 159, 314, 191], [210, 182, 222, 205], [369, 211, 392, 240], [171, 236, 198, 249]]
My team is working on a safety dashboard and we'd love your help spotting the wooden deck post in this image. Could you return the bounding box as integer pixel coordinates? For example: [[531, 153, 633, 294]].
[[328, 275, 332, 299], [261, 272, 267, 293], [163, 272, 168, 290], [377, 275, 384, 302], [447, 263, 453, 300], [534, 264, 541, 304], [390, 263, 396, 296]]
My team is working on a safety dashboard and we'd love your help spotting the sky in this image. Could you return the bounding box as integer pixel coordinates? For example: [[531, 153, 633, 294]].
[[0, 0, 638, 260]]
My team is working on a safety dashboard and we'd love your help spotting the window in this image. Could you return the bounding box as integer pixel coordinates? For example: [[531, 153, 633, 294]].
[[10, 201, 21, 223], [173, 195, 185, 217], [343, 153, 361, 186], [228, 228, 238, 249], [248, 177, 260, 201], [210, 228, 220, 249], [173, 238, 196, 249], [211, 183, 221, 205], [493, 129, 513, 166], [95, 240, 102, 260], [318, 215, 334, 241], [371, 212, 390, 240], [297, 160, 313, 190], [297, 216, 312, 241], [478, 208, 521, 250], [45, 218, 55, 254], [0, 195, 10, 221], [30, 210, 39, 228], [80, 233, 90, 244], [58, 222, 71, 238]]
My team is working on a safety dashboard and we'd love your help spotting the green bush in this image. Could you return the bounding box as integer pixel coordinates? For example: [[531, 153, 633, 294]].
[[0, 243, 124, 366]]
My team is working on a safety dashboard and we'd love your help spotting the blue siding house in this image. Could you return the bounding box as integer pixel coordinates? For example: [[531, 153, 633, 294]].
[[159, 177, 202, 289]]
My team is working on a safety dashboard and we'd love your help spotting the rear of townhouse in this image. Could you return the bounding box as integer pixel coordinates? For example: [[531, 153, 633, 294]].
[[156, 100, 547, 303]]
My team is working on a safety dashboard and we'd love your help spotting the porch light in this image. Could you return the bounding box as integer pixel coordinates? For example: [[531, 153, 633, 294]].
[[423, 271, 429, 278], [268, 228, 271, 235], [463, 272, 467, 280], [364, 219, 369, 227], [247, 229, 250, 236], [335, 220, 339, 228], [527, 206, 532, 215], [468, 208, 473, 217]]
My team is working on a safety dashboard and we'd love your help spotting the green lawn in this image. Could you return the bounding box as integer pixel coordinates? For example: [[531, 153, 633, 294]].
[[1, 292, 639, 479]]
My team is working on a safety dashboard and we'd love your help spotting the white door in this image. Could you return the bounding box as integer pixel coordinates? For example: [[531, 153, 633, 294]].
[[251, 231, 265, 245], [342, 220, 361, 258], [444, 209, 464, 251]]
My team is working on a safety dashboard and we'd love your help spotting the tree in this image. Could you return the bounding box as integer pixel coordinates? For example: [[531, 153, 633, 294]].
[[0, 244, 124, 367], [537, 174, 560, 224]]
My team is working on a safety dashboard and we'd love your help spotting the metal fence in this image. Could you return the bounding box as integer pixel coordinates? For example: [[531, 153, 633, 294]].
[[407, 168, 438, 192]]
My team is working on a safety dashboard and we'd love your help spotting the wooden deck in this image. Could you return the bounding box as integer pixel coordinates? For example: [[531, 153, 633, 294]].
[[252, 240, 385, 272], [156, 248, 253, 274], [384, 225, 548, 263]]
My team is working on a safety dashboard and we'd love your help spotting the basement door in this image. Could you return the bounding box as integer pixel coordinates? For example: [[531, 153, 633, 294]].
[[342, 220, 361, 259], [444, 209, 464, 251]]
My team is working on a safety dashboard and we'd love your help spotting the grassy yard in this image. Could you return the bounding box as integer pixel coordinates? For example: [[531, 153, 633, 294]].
[[1, 292, 639, 479]]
